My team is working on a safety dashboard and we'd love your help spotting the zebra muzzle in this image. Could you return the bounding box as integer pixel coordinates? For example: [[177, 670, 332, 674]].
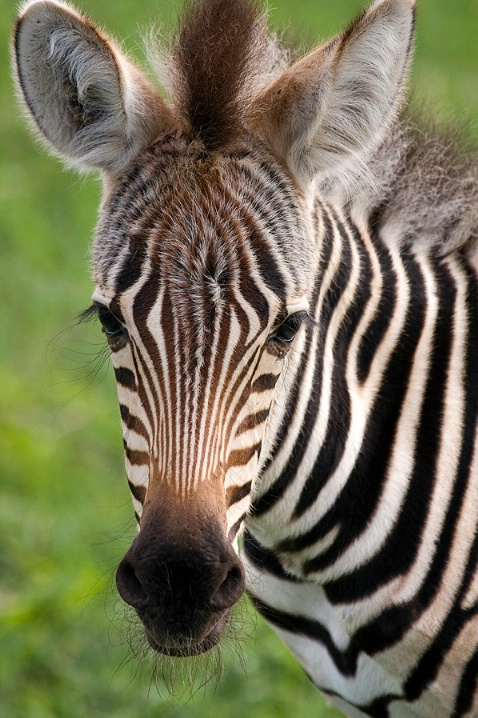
[[115, 510, 245, 655]]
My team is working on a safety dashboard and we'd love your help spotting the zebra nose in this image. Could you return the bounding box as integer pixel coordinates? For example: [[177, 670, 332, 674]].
[[210, 562, 245, 610], [115, 550, 245, 612], [115, 556, 149, 609]]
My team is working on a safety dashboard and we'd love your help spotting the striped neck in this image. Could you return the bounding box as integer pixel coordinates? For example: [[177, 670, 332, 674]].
[[248, 198, 476, 595]]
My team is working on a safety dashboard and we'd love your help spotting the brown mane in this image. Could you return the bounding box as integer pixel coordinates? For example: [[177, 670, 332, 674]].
[[171, 0, 268, 149]]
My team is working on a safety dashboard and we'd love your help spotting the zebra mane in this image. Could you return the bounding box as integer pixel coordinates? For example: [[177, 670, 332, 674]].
[[359, 117, 478, 255], [167, 0, 287, 150]]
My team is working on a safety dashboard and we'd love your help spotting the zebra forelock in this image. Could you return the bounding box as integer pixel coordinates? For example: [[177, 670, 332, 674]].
[[169, 0, 289, 150]]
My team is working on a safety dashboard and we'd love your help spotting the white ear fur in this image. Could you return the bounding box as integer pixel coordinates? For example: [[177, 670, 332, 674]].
[[250, 0, 415, 189], [13, 0, 174, 173]]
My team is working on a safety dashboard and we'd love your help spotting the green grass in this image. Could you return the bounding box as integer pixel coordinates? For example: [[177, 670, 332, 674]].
[[1, 1, 477, 716]]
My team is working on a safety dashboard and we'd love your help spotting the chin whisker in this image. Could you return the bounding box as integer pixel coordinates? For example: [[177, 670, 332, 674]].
[[106, 594, 255, 702]]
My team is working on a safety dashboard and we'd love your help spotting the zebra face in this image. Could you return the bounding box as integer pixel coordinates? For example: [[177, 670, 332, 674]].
[[92, 139, 314, 655]]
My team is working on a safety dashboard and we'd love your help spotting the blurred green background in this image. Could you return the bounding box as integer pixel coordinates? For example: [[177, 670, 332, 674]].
[[1, 1, 477, 717]]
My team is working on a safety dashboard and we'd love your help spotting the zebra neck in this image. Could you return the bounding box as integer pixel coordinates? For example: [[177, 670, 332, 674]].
[[248, 200, 478, 593]]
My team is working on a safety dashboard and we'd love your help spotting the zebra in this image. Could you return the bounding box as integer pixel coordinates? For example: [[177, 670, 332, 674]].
[[13, 0, 478, 715]]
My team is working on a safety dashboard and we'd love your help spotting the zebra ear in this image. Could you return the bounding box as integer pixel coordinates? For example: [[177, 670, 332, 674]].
[[251, 0, 415, 188], [13, 0, 175, 173]]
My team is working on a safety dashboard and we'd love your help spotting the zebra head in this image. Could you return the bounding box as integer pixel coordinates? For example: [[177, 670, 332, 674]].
[[14, 0, 414, 656], [93, 141, 315, 655]]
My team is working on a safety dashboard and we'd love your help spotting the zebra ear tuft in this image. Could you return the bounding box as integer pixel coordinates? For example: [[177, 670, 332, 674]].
[[13, 0, 175, 173], [250, 0, 415, 189]]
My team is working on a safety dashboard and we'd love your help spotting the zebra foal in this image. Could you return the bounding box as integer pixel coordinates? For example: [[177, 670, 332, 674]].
[[13, 0, 478, 715]]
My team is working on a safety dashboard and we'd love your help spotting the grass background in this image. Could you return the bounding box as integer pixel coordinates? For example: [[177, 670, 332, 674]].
[[1, 0, 477, 716]]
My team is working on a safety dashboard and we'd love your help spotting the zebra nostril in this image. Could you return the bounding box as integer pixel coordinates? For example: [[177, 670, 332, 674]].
[[210, 561, 245, 611], [116, 557, 149, 609]]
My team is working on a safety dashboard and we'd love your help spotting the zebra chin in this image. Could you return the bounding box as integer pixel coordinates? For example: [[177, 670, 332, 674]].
[[142, 610, 230, 657]]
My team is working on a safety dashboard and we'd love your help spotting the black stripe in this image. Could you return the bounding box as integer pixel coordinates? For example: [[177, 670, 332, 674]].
[[236, 410, 269, 435], [125, 448, 149, 466], [128, 480, 146, 504], [119, 404, 149, 442], [130, 275, 168, 451], [228, 513, 246, 542], [356, 234, 395, 384], [252, 373, 279, 393], [226, 482, 251, 507], [249, 596, 358, 677], [247, 226, 287, 301], [228, 443, 261, 467], [243, 530, 299, 582], [114, 366, 136, 389], [453, 645, 478, 718]]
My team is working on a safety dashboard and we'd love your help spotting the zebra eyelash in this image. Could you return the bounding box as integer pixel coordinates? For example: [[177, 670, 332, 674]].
[[77, 303, 98, 323], [79, 302, 124, 327], [78, 302, 129, 347], [271, 311, 315, 336]]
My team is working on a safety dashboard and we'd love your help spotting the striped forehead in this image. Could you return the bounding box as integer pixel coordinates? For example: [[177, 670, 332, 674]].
[[93, 138, 306, 304]]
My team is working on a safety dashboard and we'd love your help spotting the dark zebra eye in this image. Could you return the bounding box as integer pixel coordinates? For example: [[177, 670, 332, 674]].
[[97, 304, 126, 338], [270, 313, 303, 344]]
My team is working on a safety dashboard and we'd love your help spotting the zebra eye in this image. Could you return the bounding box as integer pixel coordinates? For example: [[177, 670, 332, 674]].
[[97, 304, 126, 338], [270, 313, 303, 344]]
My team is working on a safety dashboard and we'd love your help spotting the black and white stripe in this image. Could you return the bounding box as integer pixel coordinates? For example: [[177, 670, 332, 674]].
[[244, 201, 478, 717]]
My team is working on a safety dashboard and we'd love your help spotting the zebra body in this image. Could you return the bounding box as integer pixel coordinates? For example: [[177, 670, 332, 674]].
[[13, 0, 478, 715]]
